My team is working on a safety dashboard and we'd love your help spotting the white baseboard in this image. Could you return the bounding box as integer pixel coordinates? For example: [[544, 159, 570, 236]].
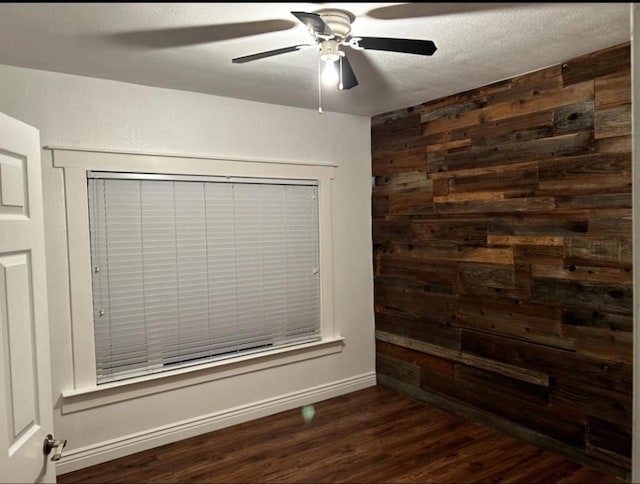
[[56, 372, 377, 475]]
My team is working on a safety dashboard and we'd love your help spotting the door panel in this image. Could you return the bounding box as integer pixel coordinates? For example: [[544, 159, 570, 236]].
[[0, 112, 55, 483], [2, 254, 38, 446]]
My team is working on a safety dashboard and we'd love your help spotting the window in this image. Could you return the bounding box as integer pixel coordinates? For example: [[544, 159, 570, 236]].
[[87, 172, 321, 383], [51, 148, 339, 396]]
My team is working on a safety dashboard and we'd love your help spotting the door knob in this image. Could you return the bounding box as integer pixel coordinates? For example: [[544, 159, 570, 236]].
[[43, 434, 67, 461]]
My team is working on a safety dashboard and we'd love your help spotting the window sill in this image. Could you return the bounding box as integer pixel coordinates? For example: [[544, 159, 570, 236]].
[[61, 337, 344, 414]]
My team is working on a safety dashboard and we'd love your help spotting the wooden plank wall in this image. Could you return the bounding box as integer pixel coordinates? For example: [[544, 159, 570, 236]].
[[371, 42, 632, 479]]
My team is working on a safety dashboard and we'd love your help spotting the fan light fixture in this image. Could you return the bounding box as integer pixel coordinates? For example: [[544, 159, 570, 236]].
[[321, 59, 339, 87], [320, 39, 341, 87]]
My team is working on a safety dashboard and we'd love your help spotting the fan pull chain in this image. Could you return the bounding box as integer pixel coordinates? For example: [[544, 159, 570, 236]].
[[318, 55, 323, 114], [339, 56, 344, 90]]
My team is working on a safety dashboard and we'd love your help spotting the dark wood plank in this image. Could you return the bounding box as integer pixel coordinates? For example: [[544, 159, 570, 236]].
[[589, 208, 632, 237], [538, 152, 631, 183], [374, 278, 457, 322], [376, 255, 458, 287], [372, 147, 428, 176], [455, 364, 550, 405], [488, 213, 588, 236], [421, 99, 486, 123], [441, 131, 593, 172], [550, 376, 632, 427], [371, 217, 412, 243], [424, 109, 553, 148], [575, 326, 633, 364], [447, 161, 539, 194], [486, 66, 562, 106], [377, 339, 456, 376], [376, 353, 420, 386], [388, 191, 434, 215], [371, 194, 388, 218], [564, 236, 632, 267], [553, 101, 594, 134], [554, 193, 631, 210], [561, 308, 633, 333], [373, 170, 431, 194], [595, 70, 631, 109], [373, 104, 422, 126], [455, 295, 573, 350], [371, 109, 421, 146], [532, 263, 632, 284], [488, 234, 564, 247], [596, 134, 631, 153], [423, 81, 593, 135], [460, 330, 632, 394], [510, 64, 562, 88], [458, 263, 515, 290], [379, 242, 514, 265], [588, 416, 632, 461], [419, 81, 504, 113], [377, 330, 549, 387], [595, 104, 631, 140], [375, 310, 461, 350], [514, 244, 565, 265], [562, 42, 630, 86], [56, 386, 630, 483], [435, 196, 556, 215], [531, 278, 632, 315], [411, 217, 487, 244]]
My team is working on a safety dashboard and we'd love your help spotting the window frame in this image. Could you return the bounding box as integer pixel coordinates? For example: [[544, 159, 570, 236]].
[[51, 148, 340, 401]]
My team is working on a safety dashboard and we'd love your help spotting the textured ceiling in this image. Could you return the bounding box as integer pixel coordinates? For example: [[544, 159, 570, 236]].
[[0, 2, 631, 116]]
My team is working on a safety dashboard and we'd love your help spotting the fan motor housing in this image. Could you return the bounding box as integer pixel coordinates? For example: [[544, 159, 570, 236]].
[[314, 9, 355, 40]]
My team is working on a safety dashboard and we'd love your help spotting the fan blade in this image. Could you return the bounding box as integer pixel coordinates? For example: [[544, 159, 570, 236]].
[[232, 44, 311, 64], [356, 37, 437, 56], [291, 11, 333, 37], [339, 55, 358, 90]]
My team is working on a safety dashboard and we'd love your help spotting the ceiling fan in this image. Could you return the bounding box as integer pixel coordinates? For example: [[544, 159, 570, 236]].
[[231, 9, 437, 93]]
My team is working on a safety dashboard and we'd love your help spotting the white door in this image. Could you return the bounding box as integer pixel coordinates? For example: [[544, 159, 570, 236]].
[[0, 112, 56, 483]]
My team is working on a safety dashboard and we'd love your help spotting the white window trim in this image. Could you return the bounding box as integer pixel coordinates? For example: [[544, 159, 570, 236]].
[[49, 147, 340, 403], [61, 338, 344, 413]]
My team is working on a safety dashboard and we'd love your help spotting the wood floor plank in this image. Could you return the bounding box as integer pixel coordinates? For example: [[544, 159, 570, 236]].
[[58, 385, 627, 483]]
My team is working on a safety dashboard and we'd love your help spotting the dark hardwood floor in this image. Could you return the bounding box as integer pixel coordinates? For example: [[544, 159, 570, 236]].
[[58, 385, 627, 483]]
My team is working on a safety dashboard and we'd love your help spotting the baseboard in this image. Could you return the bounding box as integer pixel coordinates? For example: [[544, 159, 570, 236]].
[[56, 371, 377, 475]]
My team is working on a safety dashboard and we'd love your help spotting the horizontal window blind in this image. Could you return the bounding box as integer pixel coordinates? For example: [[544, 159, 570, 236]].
[[87, 174, 320, 384]]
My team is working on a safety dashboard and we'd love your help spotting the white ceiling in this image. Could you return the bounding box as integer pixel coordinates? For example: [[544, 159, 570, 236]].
[[0, 2, 631, 117]]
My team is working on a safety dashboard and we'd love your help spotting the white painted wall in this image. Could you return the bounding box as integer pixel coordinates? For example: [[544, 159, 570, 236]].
[[0, 64, 375, 473]]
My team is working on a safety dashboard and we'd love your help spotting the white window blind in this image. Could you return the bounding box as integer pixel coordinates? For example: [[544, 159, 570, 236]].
[[87, 173, 321, 384]]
